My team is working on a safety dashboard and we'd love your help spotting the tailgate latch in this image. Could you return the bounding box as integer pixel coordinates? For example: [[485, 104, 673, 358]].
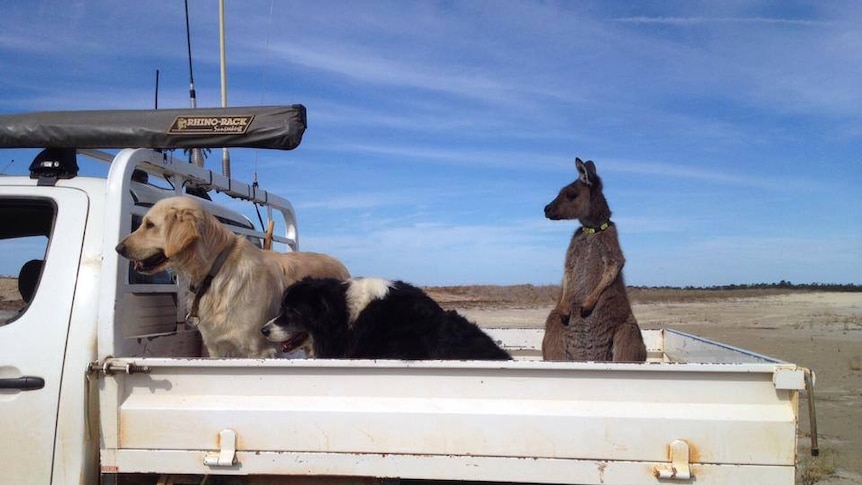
[[204, 429, 237, 467], [653, 439, 692, 480], [87, 359, 151, 376]]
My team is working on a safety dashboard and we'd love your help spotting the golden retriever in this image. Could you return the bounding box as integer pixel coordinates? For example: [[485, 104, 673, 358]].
[[115, 195, 350, 358]]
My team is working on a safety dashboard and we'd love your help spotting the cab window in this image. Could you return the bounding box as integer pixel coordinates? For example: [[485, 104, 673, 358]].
[[0, 199, 53, 323]]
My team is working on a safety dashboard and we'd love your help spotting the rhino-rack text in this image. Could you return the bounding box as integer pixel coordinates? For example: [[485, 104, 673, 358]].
[[168, 115, 255, 135]]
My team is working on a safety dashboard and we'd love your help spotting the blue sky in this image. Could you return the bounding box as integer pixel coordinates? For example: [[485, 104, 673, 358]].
[[1, 1, 860, 286]]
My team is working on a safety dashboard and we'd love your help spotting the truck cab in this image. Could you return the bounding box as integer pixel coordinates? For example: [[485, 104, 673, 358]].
[[0, 107, 303, 485], [0, 178, 91, 484]]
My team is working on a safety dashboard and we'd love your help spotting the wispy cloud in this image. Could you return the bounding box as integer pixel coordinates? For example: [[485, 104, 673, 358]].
[[292, 139, 812, 192], [614, 17, 833, 27], [601, 159, 812, 192], [0, 34, 55, 54], [293, 191, 414, 212], [609, 14, 861, 118], [626, 233, 862, 286], [267, 42, 540, 107], [308, 141, 564, 172], [304, 218, 565, 285]]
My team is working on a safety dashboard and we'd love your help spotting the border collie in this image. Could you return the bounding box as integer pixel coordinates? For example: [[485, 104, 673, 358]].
[[261, 277, 511, 360]]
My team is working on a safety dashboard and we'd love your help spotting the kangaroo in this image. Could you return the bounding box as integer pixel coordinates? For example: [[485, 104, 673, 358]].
[[542, 158, 646, 362]]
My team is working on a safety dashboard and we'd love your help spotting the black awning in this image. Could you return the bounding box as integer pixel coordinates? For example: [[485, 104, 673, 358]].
[[0, 105, 307, 150]]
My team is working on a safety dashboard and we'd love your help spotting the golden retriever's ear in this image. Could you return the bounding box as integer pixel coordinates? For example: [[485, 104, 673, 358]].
[[164, 208, 200, 258]]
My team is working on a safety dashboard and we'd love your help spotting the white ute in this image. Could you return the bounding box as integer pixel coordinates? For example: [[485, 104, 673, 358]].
[[0, 107, 817, 485]]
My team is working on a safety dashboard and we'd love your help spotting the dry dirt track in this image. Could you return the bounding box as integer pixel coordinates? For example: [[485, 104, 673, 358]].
[[433, 289, 862, 485]]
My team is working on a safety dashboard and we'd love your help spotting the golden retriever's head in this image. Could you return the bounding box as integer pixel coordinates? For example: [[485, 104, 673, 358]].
[[115, 196, 205, 274]]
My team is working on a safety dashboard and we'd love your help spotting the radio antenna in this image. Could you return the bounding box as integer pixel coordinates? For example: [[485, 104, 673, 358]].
[[154, 69, 160, 109], [218, 0, 231, 177], [184, 0, 205, 167]]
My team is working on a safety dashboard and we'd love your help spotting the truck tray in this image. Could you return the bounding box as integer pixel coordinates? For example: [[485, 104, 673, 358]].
[[96, 328, 809, 484]]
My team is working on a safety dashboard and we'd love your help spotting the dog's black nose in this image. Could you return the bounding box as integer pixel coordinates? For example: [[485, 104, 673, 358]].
[[115, 242, 126, 255], [261, 324, 270, 336]]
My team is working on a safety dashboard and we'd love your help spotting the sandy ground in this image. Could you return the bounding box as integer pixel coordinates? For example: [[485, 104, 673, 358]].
[[446, 291, 862, 485]]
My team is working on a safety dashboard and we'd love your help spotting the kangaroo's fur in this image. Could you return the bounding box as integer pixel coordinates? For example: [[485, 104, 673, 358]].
[[542, 158, 646, 362]]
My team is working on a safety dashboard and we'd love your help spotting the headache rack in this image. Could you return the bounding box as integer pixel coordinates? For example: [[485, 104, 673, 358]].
[[0, 106, 303, 249]]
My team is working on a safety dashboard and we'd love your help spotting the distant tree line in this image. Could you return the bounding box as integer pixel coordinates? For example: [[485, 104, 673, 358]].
[[632, 281, 861, 292]]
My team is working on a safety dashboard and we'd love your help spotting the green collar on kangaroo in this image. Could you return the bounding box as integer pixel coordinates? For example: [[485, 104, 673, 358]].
[[582, 221, 612, 234]]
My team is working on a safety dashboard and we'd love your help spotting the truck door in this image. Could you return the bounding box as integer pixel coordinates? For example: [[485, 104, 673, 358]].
[[0, 188, 88, 484]]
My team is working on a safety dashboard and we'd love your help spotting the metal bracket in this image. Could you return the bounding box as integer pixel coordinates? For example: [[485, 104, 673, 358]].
[[804, 368, 820, 457], [204, 429, 237, 467], [87, 359, 151, 376], [653, 439, 692, 480]]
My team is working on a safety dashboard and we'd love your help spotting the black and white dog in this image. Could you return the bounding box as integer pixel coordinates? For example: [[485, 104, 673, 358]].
[[261, 277, 511, 360]]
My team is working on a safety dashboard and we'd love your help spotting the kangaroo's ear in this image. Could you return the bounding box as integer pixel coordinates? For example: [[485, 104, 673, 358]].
[[164, 208, 200, 258], [576, 158, 593, 186]]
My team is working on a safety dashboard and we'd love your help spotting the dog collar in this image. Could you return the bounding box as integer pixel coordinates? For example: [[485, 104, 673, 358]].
[[186, 240, 236, 327], [582, 221, 612, 234]]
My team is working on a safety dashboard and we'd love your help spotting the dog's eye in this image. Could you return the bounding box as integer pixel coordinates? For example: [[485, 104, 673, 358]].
[[144, 220, 155, 229]]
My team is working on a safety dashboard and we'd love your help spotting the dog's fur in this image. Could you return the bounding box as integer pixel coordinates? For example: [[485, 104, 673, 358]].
[[542, 158, 646, 362], [261, 277, 511, 360], [115, 195, 350, 358]]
